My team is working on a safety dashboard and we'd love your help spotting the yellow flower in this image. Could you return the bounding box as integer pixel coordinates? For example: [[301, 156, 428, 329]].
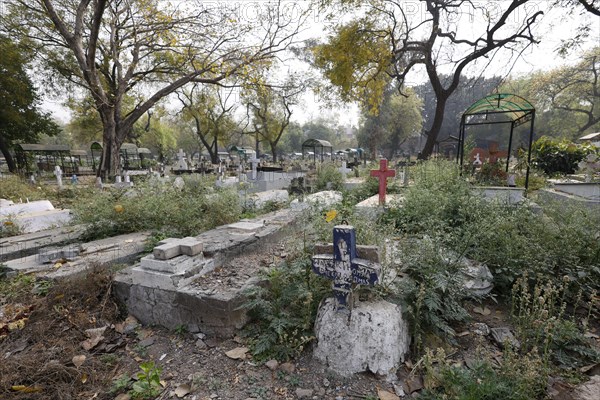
[[325, 210, 337, 222], [114, 204, 124, 213]]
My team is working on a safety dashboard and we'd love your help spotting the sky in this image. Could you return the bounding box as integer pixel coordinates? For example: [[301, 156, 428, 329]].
[[39, 0, 600, 128]]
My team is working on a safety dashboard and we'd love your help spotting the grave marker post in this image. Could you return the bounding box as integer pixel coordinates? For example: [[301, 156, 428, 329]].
[[312, 225, 380, 310], [370, 159, 395, 205], [54, 166, 63, 188]]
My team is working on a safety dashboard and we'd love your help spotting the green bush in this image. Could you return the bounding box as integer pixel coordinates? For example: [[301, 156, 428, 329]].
[[72, 178, 241, 240], [315, 164, 344, 191], [242, 251, 331, 361], [531, 136, 598, 176]]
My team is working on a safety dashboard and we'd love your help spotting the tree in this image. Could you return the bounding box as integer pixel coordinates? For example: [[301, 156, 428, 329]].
[[0, 35, 59, 172], [527, 47, 600, 138], [135, 108, 177, 163], [414, 75, 503, 143], [4, 0, 305, 177], [178, 84, 238, 164], [243, 78, 305, 162], [357, 86, 422, 158], [315, 0, 544, 158]]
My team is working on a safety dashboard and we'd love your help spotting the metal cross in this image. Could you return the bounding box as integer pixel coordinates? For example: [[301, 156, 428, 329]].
[[312, 225, 380, 309]]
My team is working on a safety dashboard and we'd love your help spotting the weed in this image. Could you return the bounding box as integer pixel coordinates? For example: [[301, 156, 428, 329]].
[[248, 385, 269, 398], [511, 275, 600, 369], [130, 361, 162, 399], [110, 374, 131, 394], [99, 354, 120, 366], [174, 324, 188, 336], [242, 249, 331, 361], [133, 344, 148, 358]]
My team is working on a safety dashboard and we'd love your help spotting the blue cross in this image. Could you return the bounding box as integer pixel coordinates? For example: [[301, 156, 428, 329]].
[[312, 225, 380, 309]]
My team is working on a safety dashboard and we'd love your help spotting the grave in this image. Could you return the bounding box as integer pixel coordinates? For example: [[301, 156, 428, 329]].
[[370, 159, 396, 205], [2, 231, 151, 279], [0, 199, 72, 233], [173, 148, 191, 173], [0, 225, 85, 262], [113, 207, 304, 337], [311, 225, 410, 377], [290, 190, 343, 211]]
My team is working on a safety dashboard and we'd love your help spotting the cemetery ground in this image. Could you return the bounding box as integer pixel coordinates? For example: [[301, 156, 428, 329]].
[[1, 161, 599, 400]]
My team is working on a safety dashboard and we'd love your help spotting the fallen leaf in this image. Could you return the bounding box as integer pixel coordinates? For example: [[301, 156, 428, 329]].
[[114, 394, 131, 400], [378, 388, 400, 400], [175, 384, 191, 398], [11, 385, 42, 393], [81, 326, 107, 350], [457, 331, 470, 337], [81, 373, 88, 384], [225, 347, 249, 360], [72, 355, 86, 368], [473, 306, 491, 316]]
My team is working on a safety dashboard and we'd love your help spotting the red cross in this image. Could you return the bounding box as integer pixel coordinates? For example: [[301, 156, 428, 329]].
[[370, 159, 395, 205]]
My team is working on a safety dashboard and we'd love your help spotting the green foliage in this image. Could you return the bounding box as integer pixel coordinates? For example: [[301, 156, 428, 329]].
[[242, 252, 331, 361], [383, 160, 600, 301], [531, 136, 598, 176], [131, 361, 162, 399], [511, 275, 600, 369], [72, 177, 241, 240], [419, 348, 547, 400], [315, 164, 344, 191], [0, 35, 60, 172], [393, 237, 472, 351], [110, 374, 132, 395]]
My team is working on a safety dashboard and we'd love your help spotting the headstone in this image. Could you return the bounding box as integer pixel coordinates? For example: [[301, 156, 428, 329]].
[[124, 175, 132, 184], [370, 159, 396, 205], [338, 161, 352, 178], [53, 166, 63, 188], [173, 176, 185, 190], [473, 153, 482, 166], [71, 174, 78, 185], [115, 175, 122, 184], [250, 157, 259, 180], [95, 177, 103, 189], [153, 237, 203, 260], [29, 175, 36, 185], [175, 149, 189, 171], [311, 225, 380, 309]]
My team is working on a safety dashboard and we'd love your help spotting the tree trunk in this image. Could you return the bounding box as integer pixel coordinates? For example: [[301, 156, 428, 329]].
[[0, 134, 17, 173], [97, 110, 122, 179], [420, 95, 448, 159], [271, 144, 277, 163]]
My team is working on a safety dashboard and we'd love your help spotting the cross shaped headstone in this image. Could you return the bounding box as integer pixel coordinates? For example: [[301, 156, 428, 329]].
[[250, 157, 259, 180], [312, 225, 380, 309], [338, 161, 352, 178], [175, 148, 189, 170], [370, 159, 395, 205], [153, 237, 203, 260], [54, 166, 63, 188]]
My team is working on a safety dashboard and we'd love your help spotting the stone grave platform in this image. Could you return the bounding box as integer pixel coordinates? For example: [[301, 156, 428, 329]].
[[538, 180, 600, 209], [1, 199, 72, 233], [0, 224, 85, 262], [113, 207, 304, 337], [2, 231, 151, 279], [355, 194, 404, 217]]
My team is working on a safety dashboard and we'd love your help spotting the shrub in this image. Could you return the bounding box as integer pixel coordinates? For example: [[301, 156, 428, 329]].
[[531, 136, 598, 176], [315, 164, 344, 191], [72, 178, 241, 240], [242, 251, 331, 361]]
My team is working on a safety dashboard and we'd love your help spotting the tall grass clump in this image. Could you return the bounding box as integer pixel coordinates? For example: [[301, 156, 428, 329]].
[[72, 176, 241, 240]]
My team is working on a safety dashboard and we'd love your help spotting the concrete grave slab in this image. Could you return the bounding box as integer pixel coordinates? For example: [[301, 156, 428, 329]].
[[227, 221, 265, 231], [153, 237, 203, 260]]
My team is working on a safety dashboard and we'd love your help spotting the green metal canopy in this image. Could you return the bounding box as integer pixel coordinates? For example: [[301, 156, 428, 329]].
[[458, 93, 536, 189], [463, 93, 535, 127]]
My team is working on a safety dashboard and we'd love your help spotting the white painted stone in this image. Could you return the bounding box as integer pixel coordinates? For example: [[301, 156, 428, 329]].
[[140, 254, 195, 274], [314, 298, 410, 377], [215, 177, 238, 188], [460, 261, 494, 297], [475, 187, 525, 204], [0, 200, 55, 216], [290, 191, 343, 211], [248, 190, 289, 209], [0, 200, 72, 233], [228, 221, 265, 231], [0, 199, 15, 207], [173, 177, 185, 190]]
